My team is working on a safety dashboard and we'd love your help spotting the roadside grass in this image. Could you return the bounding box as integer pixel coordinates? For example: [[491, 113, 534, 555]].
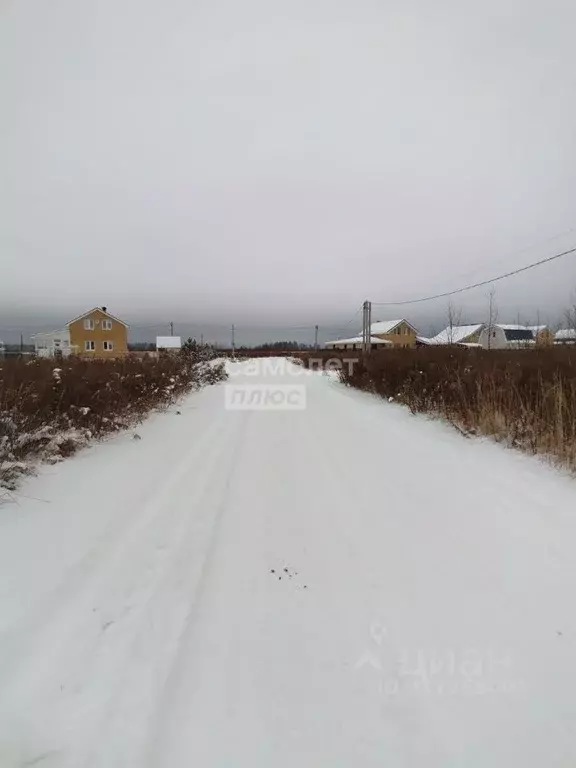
[[297, 347, 576, 471], [0, 345, 227, 489]]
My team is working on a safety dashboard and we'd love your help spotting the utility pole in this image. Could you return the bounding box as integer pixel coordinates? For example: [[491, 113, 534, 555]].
[[362, 300, 372, 356], [20, 333, 24, 354], [231, 324, 235, 359], [314, 324, 319, 351], [362, 300, 368, 355], [367, 300, 372, 355], [169, 321, 174, 337], [200, 333, 204, 345]]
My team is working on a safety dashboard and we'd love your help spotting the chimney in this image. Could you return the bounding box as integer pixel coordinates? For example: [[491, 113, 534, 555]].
[[101, 306, 107, 312]]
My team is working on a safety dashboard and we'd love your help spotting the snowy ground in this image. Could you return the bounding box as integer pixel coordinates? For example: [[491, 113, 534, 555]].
[[1, 359, 576, 767]]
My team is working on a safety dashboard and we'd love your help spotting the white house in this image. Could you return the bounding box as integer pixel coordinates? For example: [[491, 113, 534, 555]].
[[31, 329, 73, 358], [325, 335, 392, 351], [478, 324, 536, 349], [555, 329, 576, 344], [156, 336, 182, 351]]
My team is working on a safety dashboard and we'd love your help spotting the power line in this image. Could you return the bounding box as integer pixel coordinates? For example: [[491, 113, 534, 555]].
[[327, 305, 364, 333], [342, 305, 364, 327], [372, 245, 576, 307], [434, 225, 576, 286]]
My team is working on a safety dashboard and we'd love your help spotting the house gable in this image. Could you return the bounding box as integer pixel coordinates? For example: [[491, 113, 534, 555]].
[[67, 307, 129, 356], [66, 307, 129, 329], [371, 319, 418, 335], [370, 319, 418, 348]]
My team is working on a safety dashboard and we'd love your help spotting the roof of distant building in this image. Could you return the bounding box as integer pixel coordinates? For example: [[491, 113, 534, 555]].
[[67, 307, 129, 328], [370, 319, 418, 335], [555, 329, 576, 340], [156, 336, 182, 349], [325, 335, 392, 346], [425, 324, 485, 345]]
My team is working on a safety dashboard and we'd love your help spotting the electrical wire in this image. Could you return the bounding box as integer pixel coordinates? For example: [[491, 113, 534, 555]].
[[372, 245, 576, 306]]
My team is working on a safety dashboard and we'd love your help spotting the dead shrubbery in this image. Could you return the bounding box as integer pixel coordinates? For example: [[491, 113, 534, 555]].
[[0, 344, 227, 488], [300, 347, 576, 470]]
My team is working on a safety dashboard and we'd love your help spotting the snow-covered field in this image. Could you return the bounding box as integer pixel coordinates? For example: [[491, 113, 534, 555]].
[[1, 359, 576, 767]]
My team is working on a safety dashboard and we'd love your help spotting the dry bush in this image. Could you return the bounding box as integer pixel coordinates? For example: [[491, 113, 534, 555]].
[[299, 347, 576, 470], [0, 346, 227, 488]]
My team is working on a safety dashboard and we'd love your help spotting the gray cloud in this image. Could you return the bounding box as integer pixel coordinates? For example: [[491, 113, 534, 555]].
[[1, 0, 576, 344]]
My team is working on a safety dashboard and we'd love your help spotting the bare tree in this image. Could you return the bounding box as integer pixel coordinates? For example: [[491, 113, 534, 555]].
[[486, 287, 499, 350], [565, 300, 576, 332], [446, 301, 462, 344]]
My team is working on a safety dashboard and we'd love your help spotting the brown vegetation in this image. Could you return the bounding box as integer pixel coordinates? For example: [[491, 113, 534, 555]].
[[0, 346, 226, 489], [300, 347, 576, 470]]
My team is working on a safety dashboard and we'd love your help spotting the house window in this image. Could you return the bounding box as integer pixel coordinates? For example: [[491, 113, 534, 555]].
[[103, 341, 114, 351], [84, 318, 95, 330], [85, 341, 96, 351], [102, 320, 113, 330]]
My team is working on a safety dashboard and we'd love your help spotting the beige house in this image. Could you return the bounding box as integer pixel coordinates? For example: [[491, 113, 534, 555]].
[[68, 307, 129, 357], [325, 319, 418, 351], [369, 319, 419, 348]]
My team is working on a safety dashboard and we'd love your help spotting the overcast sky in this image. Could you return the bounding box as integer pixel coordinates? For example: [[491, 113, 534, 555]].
[[2, 0, 576, 344]]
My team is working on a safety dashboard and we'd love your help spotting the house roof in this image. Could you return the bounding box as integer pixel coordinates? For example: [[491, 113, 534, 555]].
[[66, 307, 129, 328], [555, 329, 576, 340], [325, 335, 392, 347], [370, 319, 418, 335], [31, 329, 69, 339], [426, 324, 484, 345], [156, 336, 182, 349]]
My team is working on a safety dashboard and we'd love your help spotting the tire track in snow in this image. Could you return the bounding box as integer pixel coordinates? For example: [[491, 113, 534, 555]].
[[0, 389, 247, 767]]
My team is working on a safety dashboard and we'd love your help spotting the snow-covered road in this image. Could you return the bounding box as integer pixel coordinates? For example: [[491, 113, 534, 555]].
[[1, 359, 576, 767]]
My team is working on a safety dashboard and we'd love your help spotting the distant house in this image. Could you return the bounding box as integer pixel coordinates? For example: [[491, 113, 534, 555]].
[[370, 319, 419, 348], [156, 336, 182, 351], [31, 329, 72, 358], [68, 307, 129, 357], [0, 338, 5, 358], [478, 324, 547, 349], [555, 329, 576, 344], [418, 324, 485, 346], [325, 335, 392, 351], [325, 318, 417, 351]]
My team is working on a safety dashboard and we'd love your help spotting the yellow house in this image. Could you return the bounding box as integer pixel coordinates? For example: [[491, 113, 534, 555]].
[[68, 306, 129, 358], [370, 319, 418, 348]]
